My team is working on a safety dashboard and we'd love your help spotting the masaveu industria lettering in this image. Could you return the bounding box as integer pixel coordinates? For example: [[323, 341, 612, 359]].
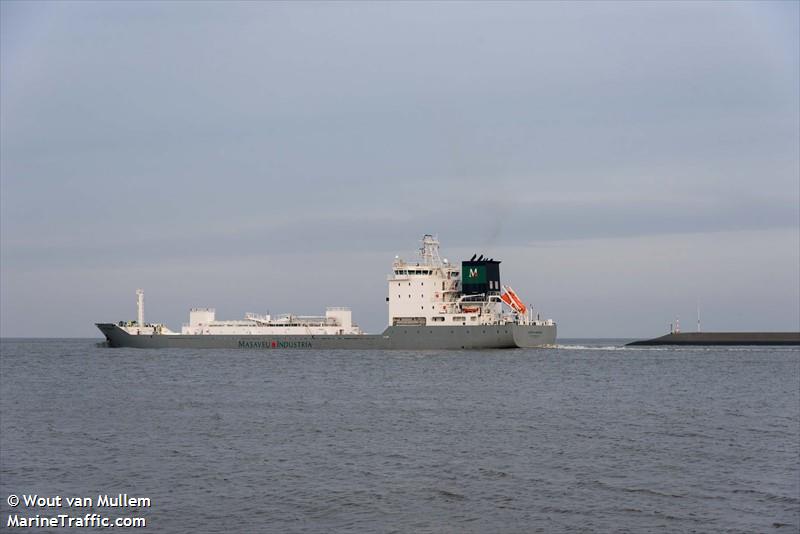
[[238, 340, 313, 349]]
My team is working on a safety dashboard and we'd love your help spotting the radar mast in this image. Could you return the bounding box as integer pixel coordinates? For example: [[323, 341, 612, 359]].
[[419, 234, 442, 266]]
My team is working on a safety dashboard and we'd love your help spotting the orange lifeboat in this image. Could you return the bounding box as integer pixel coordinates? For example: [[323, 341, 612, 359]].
[[501, 286, 527, 315]]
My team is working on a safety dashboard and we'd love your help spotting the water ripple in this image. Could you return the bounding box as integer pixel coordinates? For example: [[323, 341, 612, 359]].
[[1, 339, 798, 533]]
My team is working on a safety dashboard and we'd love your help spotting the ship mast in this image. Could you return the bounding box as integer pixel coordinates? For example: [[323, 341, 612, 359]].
[[136, 289, 144, 327], [419, 234, 442, 267]]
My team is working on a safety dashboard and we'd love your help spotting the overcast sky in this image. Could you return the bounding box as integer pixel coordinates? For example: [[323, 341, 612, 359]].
[[2, 1, 798, 338]]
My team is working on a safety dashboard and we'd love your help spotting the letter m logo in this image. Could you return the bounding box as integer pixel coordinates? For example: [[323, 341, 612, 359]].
[[462, 264, 486, 283]]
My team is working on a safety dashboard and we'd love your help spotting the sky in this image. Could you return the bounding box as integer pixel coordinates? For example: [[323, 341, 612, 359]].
[[1, 1, 798, 338]]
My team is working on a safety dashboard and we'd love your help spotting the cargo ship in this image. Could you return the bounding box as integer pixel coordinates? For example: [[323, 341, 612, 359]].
[[96, 235, 557, 349]]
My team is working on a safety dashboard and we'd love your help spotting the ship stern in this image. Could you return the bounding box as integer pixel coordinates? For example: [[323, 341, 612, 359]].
[[512, 323, 557, 348]]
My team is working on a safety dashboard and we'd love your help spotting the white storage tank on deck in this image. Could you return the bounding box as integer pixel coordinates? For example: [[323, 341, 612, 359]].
[[189, 308, 216, 326], [325, 307, 352, 330]]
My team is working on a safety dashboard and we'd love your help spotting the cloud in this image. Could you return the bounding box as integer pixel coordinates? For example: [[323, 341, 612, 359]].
[[1, 1, 798, 336]]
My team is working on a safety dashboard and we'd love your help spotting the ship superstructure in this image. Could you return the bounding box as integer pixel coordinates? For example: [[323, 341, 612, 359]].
[[387, 235, 551, 328], [97, 235, 556, 349]]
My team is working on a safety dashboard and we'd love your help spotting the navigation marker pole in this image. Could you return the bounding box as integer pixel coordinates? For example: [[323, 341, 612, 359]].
[[697, 301, 701, 332]]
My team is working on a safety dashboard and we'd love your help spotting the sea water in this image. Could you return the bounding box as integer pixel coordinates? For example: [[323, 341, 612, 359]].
[[1, 339, 797, 532]]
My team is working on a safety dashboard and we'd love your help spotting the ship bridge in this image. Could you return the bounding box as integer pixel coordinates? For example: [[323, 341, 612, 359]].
[[386, 235, 513, 327]]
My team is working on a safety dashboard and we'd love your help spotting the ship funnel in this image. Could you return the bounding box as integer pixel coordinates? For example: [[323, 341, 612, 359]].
[[136, 289, 144, 327]]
